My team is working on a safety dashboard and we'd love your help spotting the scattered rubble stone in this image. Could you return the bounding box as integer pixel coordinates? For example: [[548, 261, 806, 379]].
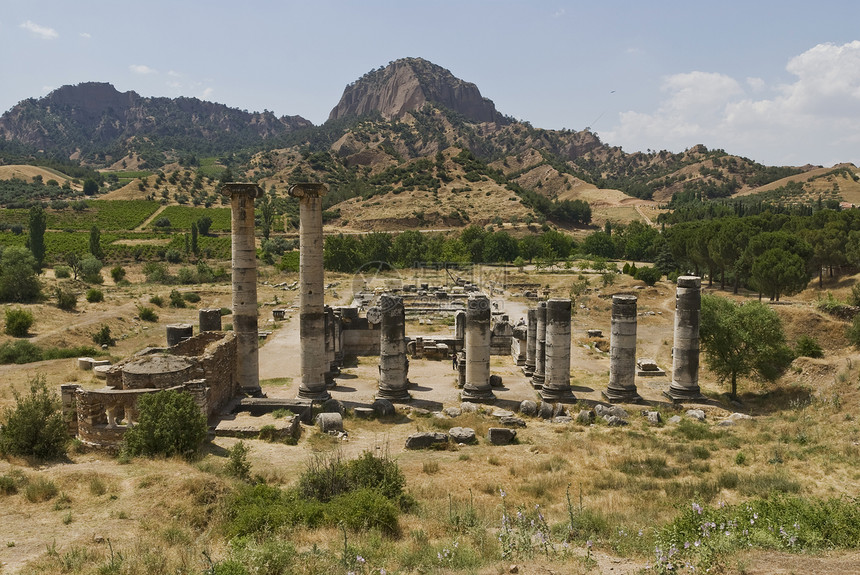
[[405, 432, 449, 449]]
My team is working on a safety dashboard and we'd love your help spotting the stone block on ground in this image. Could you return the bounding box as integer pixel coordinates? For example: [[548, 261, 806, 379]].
[[595, 404, 628, 420], [372, 398, 395, 417], [405, 432, 449, 449], [460, 402, 478, 413], [686, 409, 706, 421], [448, 427, 476, 444], [538, 401, 554, 419], [489, 374, 503, 387], [499, 416, 526, 428], [604, 415, 628, 427], [519, 400, 538, 417], [642, 410, 662, 425], [443, 407, 462, 418], [488, 427, 517, 445], [576, 409, 595, 424], [668, 415, 682, 424], [354, 407, 375, 419], [553, 416, 573, 424]]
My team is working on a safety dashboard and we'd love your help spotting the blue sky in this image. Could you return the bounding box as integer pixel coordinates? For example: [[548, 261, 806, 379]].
[[2, 1, 860, 167]]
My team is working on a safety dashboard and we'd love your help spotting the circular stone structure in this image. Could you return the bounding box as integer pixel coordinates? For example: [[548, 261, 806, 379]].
[[120, 354, 196, 390]]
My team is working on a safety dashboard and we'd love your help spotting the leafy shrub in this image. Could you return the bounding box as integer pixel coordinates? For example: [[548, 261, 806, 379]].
[[24, 477, 59, 502], [136, 305, 158, 322], [226, 441, 251, 481], [149, 295, 164, 307], [79, 255, 103, 284], [110, 265, 126, 283], [143, 261, 171, 284], [55, 286, 77, 310], [0, 375, 68, 459], [224, 449, 407, 538], [4, 308, 34, 337], [121, 390, 208, 459], [298, 449, 405, 503], [169, 289, 186, 308], [85, 288, 104, 303], [177, 266, 197, 284], [183, 292, 201, 303], [0, 341, 100, 365], [165, 249, 182, 264], [847, 314, 860, 348], [92, 325, 115, 347], [54, 265, 71, 279], [635, 265, 662, 286], [795, 335, 823, 358]]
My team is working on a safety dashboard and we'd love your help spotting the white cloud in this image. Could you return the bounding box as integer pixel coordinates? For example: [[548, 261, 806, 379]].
[[20, 20, 58, 40], [168, 70, 181, 77], [553, 8, 566, 18], [604, 41, 860, 166], [201, 87, 214, 100], [80, 32, 91, 39], [129, 64, 157, 75]]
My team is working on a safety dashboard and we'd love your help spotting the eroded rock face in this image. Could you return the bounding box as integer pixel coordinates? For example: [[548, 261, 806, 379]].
[[328, 58, 506, 124]]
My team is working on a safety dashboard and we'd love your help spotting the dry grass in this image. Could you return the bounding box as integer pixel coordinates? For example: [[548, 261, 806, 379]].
[[3, 265, 860, 573]]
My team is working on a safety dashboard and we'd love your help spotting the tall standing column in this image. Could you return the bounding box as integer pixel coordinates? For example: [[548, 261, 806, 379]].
[[222, 183, 262, 396], [531, 302, 547, 388], [540, 298, 575, 402], [523, 308, 537, 376], [462, 293, 495, 402], [604, 295, 641, 403], [289, 183, 330, 401], [666, 276, 703, 401], [377, 294, 410, 402]]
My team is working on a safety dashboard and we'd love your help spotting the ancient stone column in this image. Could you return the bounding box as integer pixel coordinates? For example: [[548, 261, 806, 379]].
[[604, 295, 641, 403], [289, 183, 330, 401], [523, 308, 537, 376], [377, 294, 410, 402], [540, 298, 575, 402], [462, 293, 495, 402], [666, 276, 703, 401], [333, 309, 344, 368], [166, 323, 193, 347], [222, 183, 262, 396], [454, 310, 466, 341], [531, 302, 547, 389], [199, 308, 222, 332], [324, 305, 337, 386]]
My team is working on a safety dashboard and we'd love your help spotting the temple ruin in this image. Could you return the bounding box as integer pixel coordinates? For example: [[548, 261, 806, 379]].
[[63, 179, 708, 449]]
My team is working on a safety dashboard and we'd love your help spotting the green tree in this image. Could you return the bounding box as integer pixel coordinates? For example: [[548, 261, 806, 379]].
[[0, 247, 41, 303], [191, 222, 199, 256], [258, 193, 275, 240], [196, 216, 213, 236], [700, 294, 793, 399], [391, 230, 427, 268], [28, 205, 47, 272], [750, 248, 809, 301], [89, 226, 103, 259], [121, 390, 208, 459], [82, 179, 99, 196], [323, 234, 362, 273], [0, 375, 68, 459]]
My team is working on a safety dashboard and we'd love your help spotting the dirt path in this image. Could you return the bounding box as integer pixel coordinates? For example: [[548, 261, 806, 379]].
[[134, 204, 167, 231]]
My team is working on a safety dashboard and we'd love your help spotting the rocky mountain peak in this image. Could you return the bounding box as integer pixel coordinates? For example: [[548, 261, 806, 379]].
[[329, 57, 506, 124]]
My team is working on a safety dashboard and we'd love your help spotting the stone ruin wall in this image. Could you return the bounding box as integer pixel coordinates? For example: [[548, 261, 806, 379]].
[[68, 331, 238, 448]]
